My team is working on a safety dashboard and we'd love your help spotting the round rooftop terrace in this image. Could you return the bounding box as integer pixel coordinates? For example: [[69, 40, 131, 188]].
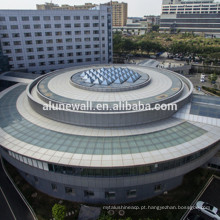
[[27, 64, 192, 127]]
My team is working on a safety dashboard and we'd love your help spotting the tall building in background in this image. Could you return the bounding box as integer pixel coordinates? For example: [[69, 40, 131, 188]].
[[106, 1, 128, 26], [0, 5, 112, 74], [160, 0, 220, 35]]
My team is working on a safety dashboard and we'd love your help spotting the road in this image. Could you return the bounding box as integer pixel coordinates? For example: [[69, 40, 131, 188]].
[[0, 157, 35, 220]]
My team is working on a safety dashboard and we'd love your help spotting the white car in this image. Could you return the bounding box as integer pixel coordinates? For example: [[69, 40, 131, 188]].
[[196, 201, 220, 220]]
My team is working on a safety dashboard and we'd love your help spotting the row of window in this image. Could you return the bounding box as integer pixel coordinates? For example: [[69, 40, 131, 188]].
[[2, 37, 104, 46], [9, 57, 103, 68], [0, 15, 104, 22], [4, 45, 106, 54], [32, 180, 163, 199], [4, 143, 216, 178], [0, 23, 106, 30], [1, 30, 104, 38]]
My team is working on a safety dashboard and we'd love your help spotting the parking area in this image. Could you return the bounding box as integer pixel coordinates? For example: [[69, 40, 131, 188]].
[[185, 177, 220, 220]]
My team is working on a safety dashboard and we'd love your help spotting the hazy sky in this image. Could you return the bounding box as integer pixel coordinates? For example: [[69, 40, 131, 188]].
[[0, 0, 162, 16]]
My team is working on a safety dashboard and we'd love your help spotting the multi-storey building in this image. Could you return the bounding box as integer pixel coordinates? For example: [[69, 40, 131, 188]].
[[0, 5, 112, 74], [106, 1, 128, 26], [36, 2, 98, 11], [160, 0, 220, 34]]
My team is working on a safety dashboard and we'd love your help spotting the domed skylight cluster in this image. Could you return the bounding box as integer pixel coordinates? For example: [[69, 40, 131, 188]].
[[80, 67, 141, 85]]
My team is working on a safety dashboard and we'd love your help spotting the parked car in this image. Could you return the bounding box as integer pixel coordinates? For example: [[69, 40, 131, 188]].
[[196, 201, 220, 220]]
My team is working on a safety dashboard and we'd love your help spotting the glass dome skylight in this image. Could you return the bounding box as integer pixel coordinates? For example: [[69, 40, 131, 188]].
[[80, 67, 141, 85]]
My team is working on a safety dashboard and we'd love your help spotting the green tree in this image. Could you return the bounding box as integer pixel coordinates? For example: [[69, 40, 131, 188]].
[[208, 73, 218, 84], [52, 203, 66, 220]]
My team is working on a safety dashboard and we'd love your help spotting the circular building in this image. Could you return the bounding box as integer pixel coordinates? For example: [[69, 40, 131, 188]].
[[0, 64, 219, 204]]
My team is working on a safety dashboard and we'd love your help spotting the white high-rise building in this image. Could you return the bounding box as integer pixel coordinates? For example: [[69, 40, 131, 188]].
[[160, 0, 220, 34], [0, 5, 112, 74]]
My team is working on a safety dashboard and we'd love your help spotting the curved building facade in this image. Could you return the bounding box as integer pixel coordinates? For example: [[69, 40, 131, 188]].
[[0, 64, 220, 204]]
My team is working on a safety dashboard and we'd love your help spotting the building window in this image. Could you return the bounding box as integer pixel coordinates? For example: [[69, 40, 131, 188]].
[[4, 49, 11, 54], [65, 187, 75, 195], [45, 32, 52, 36], [85, 51, 91, 55], [24, 33, 31, 37], [36, 40, 43, 44], [55, 31, 62, 36], [74, 16, 80, 20], [2, 33, 9, 38], [76, 45, 82, 49], [93, 16, 99, 20], [44, 24, 51, 29], [49, 61, 55, 65], [83, 16, 89, 20], [66, 38, 72, 43], [26, 48, 34, 52], [84, 38, 90, 42], [38, 55, 45, 59], [48, 54, 54, 58], [43, 16, 50, 21], [84, 23, 90, 27], [93, 23, 99, 27], [15, 49, 22, 53], [39, 62, 45, 66], [9, 16, 17, 21], [12, 33, 20, 38], [22, 16, 29, 21], [65, 31, 72, 35], [85, 45, 91, 49], [58, 53, 64, 57], [84, 190, 94, 197], [84, 30, 90, 35], [28, 55, 35, 60], [65, 24, 71, 28], [74, 23, 81, 28], [154, 184, 163, 192], [35, 32, 42, 37], [127, 189, 136, 198], [75, 31, 81, 35], [68, 60, 74, 64], [77, 59, 83, 63], [33, 16, 40, 21], [55, 24, 61, 28], [85, 58, 91, 62], [3, 42, 10, 46], [56, 39, 63, 43], [66, 46, 73, 50], [37, 47, 44, 52], [58, 60, 64, 64], [93, 30, 99, 34], [64, 16, 70, 20], [54, 16, 61, 20], [51, 183, 57, 191], [46, 39, 53, 44], [75, 38, 81, 42], [14, 41, 21, 45], [0, 17, 5, 21], [11, 25, 18, 30], [94, 58, 100, 61], [105, 192, 116, 199], [67, 52, 73, 57], [23, 25, 30, 29], [47, 47, 54, 51], [76, 52, 82, 56], [34, 24, 41, 29]]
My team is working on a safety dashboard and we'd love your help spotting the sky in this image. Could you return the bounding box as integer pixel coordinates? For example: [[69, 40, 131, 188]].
[[0, 0, 163, 16]]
